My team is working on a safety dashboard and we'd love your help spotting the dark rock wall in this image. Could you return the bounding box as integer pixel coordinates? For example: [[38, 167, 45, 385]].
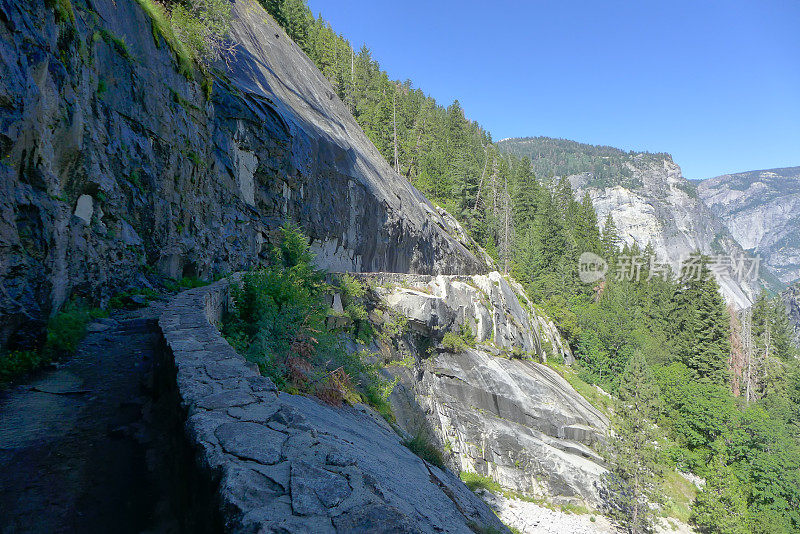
[[0, 0, 485, 347]]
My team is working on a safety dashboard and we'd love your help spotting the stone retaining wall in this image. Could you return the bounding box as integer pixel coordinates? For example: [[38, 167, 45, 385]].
[[157, 280, 507, 533]]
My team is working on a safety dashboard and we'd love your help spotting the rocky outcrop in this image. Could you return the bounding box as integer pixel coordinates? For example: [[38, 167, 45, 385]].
[[698, 167, 800, 286], [159, 280, 507, 533], [0, 0, 486, 348], [568, 157, 758, 309], [390, 352, 608, 504], [496, 138, 759, 309], [365, 271, 572, 362], [357, 272, 607, 505]]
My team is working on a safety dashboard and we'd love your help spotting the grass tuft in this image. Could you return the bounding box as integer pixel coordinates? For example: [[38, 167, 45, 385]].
[[460, 471, 503, 494], [133, 0, 195, 77], [94, 28, 133, 60], [403, 429, 445, 469], [46, 0, 75, 24]]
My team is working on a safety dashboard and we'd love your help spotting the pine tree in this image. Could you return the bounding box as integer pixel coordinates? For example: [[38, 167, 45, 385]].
[[510, 157, 540, 229], [692, 441, 749, 534], [676, 256, 731, 385], [555, 176, 580, 229], [575, 193, 602, 255], [601, 213, 620, 259], [602, 350, 663, 534]]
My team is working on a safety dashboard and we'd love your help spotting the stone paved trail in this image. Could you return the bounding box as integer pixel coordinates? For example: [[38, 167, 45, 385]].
[[0, 303, 177, 534]]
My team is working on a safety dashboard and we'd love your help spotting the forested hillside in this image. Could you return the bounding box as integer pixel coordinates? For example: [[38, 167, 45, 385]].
[[497, 136, 671, 189], [262, 1, 800, 531]]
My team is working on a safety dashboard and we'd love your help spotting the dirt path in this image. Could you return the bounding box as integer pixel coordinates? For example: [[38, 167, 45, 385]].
[[0, 303, 177, 534]]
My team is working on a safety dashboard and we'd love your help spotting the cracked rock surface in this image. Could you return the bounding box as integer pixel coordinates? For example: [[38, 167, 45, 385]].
[[160, 281, 507, 533]]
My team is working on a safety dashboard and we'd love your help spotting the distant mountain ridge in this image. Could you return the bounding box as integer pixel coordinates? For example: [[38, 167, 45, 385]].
[[698, 166, 800, 285], [497, 136, 671, 190], [497, 137, 759, 308]]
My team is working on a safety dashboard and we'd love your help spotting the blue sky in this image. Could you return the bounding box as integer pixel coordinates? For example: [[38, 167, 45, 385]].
[[306, 0, 800, 179]]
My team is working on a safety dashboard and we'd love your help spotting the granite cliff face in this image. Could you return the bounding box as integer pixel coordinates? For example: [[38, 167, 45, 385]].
[[497, 138, 758, 309], [347, 272, 608, 506], [571, 159, 759, 309], [0, 0, 486, 348], [698, 167, 800, 286]]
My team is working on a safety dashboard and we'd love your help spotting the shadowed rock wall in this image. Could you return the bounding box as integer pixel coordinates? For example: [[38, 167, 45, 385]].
[[0, 0, 486, 348]]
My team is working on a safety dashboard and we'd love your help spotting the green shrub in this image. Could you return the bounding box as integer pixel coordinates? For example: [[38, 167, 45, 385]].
[[458, 322, 476, 346], [508, 346, 529, 359], [1, 300, 106, 386], [134, 0, 193, 75], [441, 331, 467, 352], [382, 312, 409, 338], [441, 323, 475, 353], [337, 274, 373, 343], [222, 224, 395, 415], [46, 0, 75, 24], [172, 0, 234, 62], [0, 351, 44, 386], [362, 370, 397, 422], [134, 0, 233, 75], [403, 429, 444, 469]]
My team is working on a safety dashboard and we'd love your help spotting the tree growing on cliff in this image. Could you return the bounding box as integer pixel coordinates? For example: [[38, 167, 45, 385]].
[[601, 350, 664, 533]]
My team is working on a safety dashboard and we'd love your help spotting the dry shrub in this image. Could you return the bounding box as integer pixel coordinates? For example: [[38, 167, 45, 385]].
[[286, 356, 311, 386], [315, 367, 354, 406], [290, 336, 315, 359]]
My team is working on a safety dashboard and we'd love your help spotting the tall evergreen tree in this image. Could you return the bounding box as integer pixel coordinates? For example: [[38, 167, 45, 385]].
[[602, 350, 663, 533], [575, 193, 602, 255], [692, 441, 749, 534], [510, 157, 540, 230], [675, 256, 731, 384], [601, 213, 620, 259]]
